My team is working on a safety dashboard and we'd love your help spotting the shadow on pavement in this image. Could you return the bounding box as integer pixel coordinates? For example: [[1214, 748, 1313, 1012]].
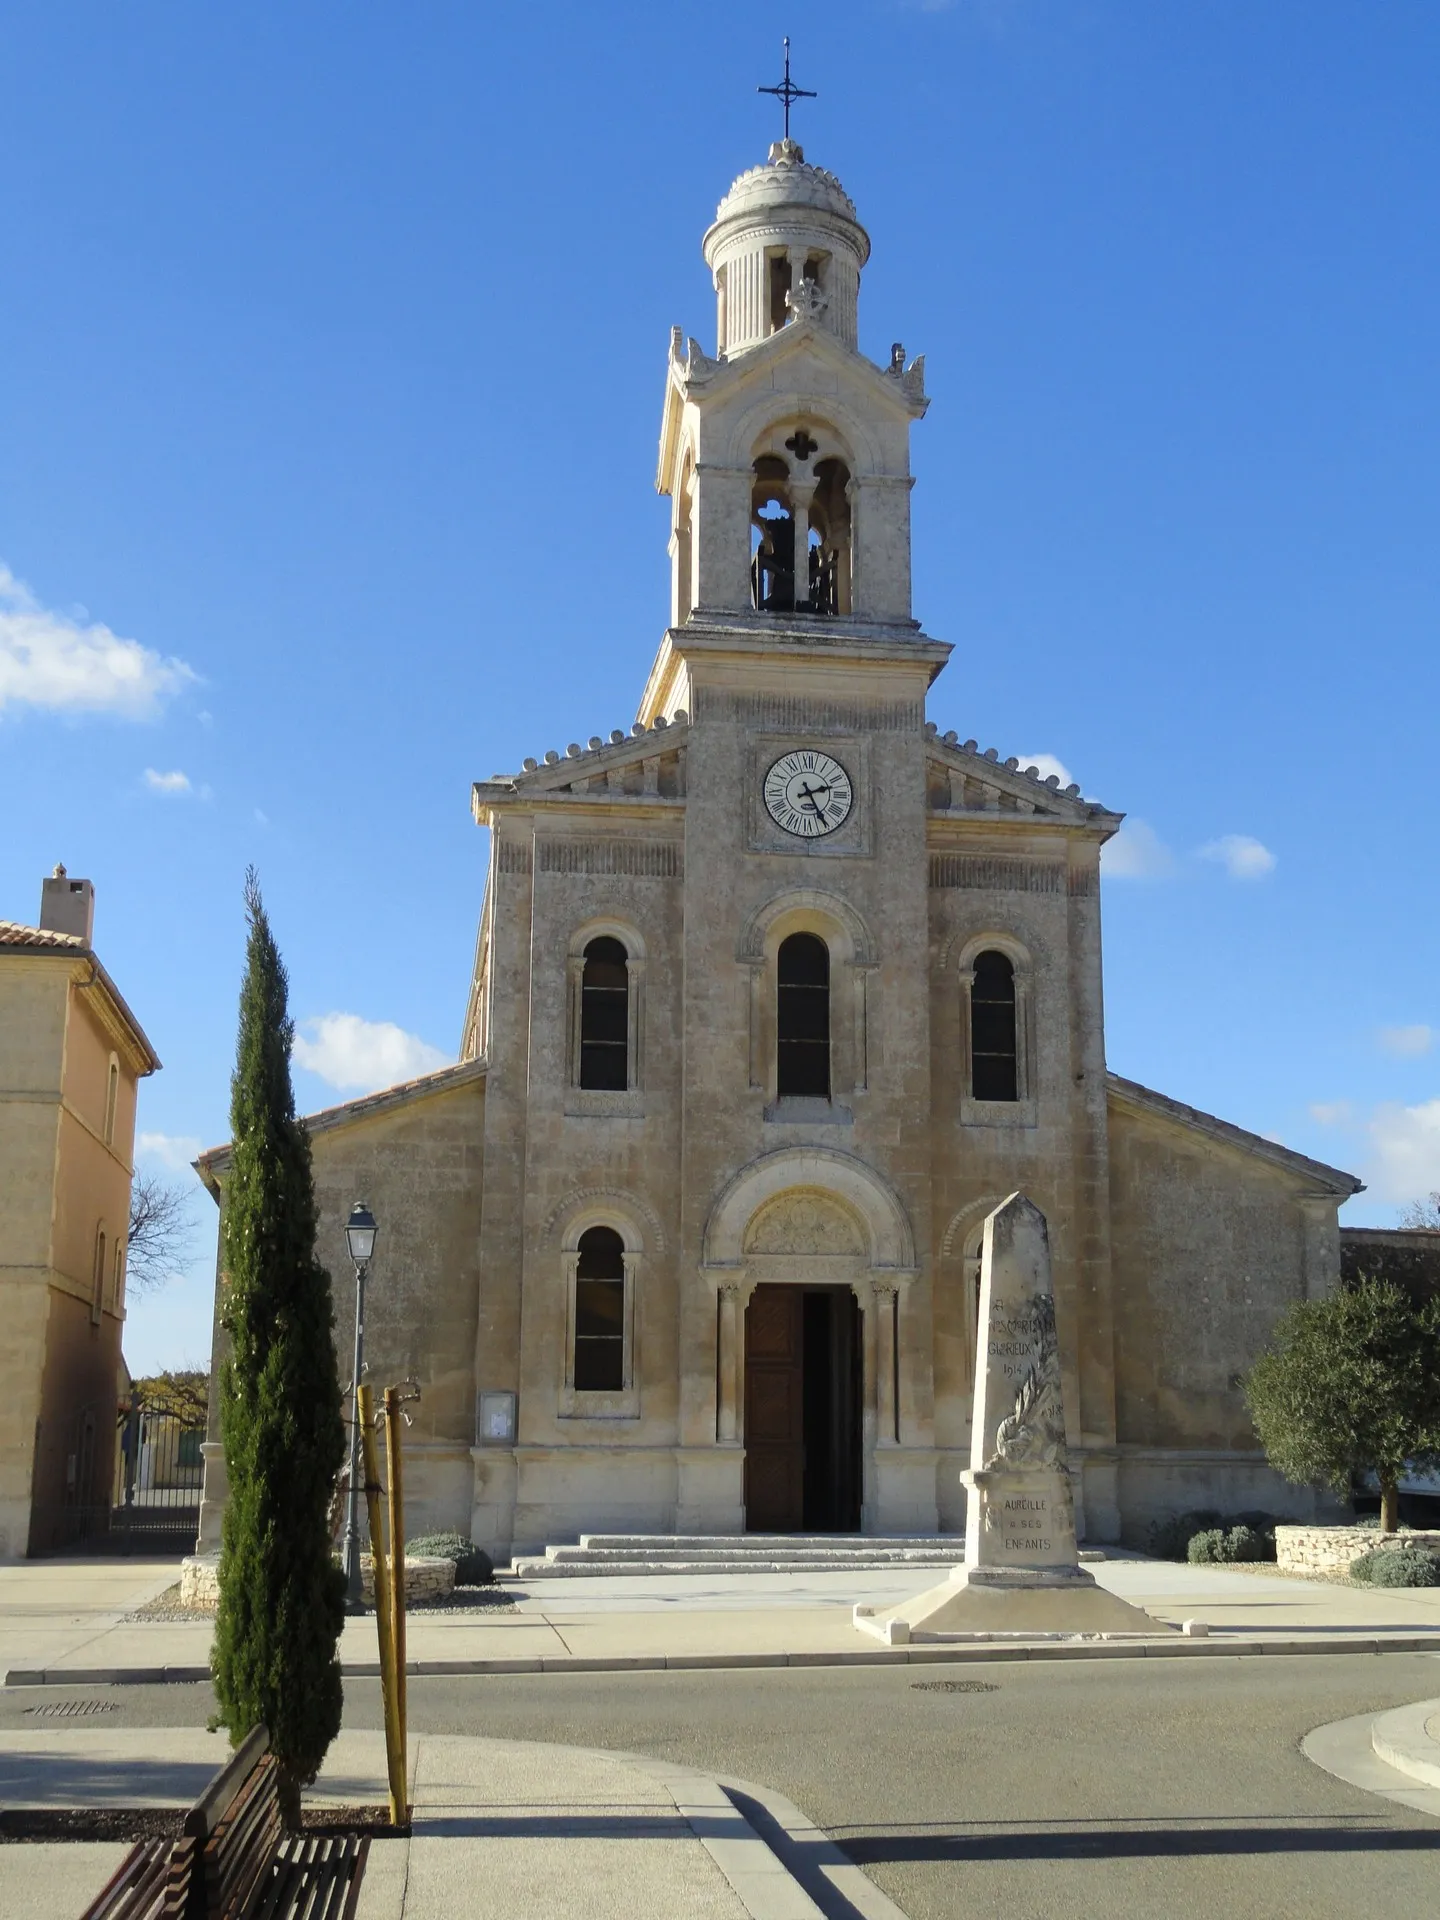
[[837, 1819, 1440, 1863]]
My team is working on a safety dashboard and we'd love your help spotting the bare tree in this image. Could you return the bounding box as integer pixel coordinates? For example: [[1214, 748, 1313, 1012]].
[[126, 1171, 197, 1296], [1400, 1193, 1440, 1230]]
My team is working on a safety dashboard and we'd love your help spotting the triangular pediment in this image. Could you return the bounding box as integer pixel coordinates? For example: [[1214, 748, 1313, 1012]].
[[674, 316, 926, 419], [660, 318, 926, 493], [923, 730, 1117, 824], [474, 718, 691, 810]]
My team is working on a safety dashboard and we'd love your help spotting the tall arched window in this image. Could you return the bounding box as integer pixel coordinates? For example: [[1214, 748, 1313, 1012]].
[[971, 950, 1018, 1101], [777, 933, 830, 1099], [579, 937, 629, 1090], [104, 1058, 119, 1147], [573, 1226, 626, 1391]]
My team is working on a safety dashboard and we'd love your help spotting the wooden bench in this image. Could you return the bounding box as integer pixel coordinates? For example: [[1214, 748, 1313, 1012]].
[[80, 1726, 369, 1920]]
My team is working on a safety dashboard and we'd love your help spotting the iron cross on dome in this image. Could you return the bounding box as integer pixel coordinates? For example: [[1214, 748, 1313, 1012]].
[[758, 38, 817, 143]]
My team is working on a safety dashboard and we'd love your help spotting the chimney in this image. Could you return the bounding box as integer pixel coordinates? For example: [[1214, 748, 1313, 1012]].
[[40, 864, 95, 945]]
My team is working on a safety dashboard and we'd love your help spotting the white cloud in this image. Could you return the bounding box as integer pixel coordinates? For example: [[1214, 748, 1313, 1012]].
[[0, 562, 195, 718], [1199, 834, 1276, 880], [1364, 1098, 1440, 1203], [292, 1013, 449, 1094], [1308, 1101, 1352, 1126], [136, 1130, 205, 1171], [1017, 753, 1076, 791], [1378, 1024, 1434, 1059], [144, 768, 192, 796], [1101, 818, 1174, 880]]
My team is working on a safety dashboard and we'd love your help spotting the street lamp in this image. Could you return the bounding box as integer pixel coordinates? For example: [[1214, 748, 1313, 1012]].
[[342, 1203, 378, 1613]]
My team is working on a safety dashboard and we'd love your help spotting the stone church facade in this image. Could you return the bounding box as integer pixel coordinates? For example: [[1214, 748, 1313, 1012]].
[[198, 139, 1359, 1558]]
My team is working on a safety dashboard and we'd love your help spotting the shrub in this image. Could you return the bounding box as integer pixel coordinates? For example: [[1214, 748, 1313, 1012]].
[[1147, 1510, 1224, 1560], [1187, 1524, 1271, 1566], [406, 1531, 493, 1586], [1187, 1529, 1230, 1564], [1350, 1546, 1440, 1588], [1224, 1525, 1269, 1563]]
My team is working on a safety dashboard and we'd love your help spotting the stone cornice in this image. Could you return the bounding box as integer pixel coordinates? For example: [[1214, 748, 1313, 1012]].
[[1106, 1072, 1363, 1197], [0, 945, 160, 1074], [194, 1057, 487, 1198]]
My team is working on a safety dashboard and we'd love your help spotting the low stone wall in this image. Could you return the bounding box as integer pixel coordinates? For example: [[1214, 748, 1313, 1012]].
[[361, 1554, 455, 1606], [179, 1553, 455, 1610], [1275, 1526, 1440, 1578]]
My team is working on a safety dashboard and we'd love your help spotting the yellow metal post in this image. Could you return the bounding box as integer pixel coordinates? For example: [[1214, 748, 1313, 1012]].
[[383, 1386, 408, 1806], [357, 1383, 405, 1827]]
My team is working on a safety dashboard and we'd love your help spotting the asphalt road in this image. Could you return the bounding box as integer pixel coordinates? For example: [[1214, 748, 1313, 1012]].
[[6, 1653, 1439, 1919]]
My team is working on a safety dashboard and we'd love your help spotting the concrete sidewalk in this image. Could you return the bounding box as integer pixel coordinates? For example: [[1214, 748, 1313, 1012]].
[[0, 1726, 888, 1920], [6, 1555, 1440, 1685]]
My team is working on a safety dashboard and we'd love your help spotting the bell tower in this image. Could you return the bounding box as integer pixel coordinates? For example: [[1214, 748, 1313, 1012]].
[[655, 137, 930, 649]]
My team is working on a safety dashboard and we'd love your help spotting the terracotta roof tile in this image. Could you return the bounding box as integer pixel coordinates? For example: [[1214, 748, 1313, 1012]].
[[0, 919, 86, 950]]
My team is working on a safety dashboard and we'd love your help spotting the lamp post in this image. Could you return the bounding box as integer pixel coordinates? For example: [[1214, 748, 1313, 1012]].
[[342, 1203, 378, 1613]]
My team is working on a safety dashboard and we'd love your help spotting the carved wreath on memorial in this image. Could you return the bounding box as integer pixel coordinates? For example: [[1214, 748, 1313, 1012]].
[[984, 1294, 1066, 1470]]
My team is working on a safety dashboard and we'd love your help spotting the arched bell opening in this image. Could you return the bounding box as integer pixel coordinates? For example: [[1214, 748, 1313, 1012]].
[[749, 446, 853, 618], [808, 457, 852, 617], [750, 455, 796, 613]]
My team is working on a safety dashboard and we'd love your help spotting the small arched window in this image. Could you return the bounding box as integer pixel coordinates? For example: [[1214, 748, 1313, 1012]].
[[104, 1058, 119, 1147], [971, 950, 1018, 1101], [573, 1226, 626, 1391], [579, 937, 629, 1091], [777, 933, 830, 1099]]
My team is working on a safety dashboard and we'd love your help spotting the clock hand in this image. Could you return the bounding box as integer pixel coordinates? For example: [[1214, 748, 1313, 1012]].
[[794, 780, 832, 815]]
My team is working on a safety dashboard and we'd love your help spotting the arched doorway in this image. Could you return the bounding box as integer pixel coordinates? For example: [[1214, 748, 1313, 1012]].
[[739, 1189, 868, 1534], [743, 1280, 861, 1532], [703, 1147, 918, 1536]]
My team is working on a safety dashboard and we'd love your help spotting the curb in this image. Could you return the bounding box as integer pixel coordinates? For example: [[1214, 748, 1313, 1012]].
[[1370, 1696, 1440, 1790], [1302, 1705, 1440, 1821], [9, 1632, 1440, 1688]]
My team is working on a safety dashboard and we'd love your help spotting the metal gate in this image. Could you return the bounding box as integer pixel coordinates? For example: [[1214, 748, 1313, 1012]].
[[111, 1387, 206, 1553]]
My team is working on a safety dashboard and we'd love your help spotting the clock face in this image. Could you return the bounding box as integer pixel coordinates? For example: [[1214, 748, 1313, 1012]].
[[763, 750, 854, 838]]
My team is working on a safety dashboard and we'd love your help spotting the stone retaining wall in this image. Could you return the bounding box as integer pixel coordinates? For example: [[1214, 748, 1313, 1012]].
[[179, 1553, 455, 1610], [1275, 1526, 1440, 1578]]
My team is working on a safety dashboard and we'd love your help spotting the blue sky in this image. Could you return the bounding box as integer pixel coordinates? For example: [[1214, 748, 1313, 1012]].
[[3, 2, 1437, 1374]]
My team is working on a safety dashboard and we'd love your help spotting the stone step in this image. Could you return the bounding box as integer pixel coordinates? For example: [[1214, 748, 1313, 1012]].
[[576, 1534, 964, 1553], [509, 1555, 970, 1578], [506, 1533, 973, 1578]]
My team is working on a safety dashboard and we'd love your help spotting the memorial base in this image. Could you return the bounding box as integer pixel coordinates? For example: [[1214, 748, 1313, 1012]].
[[853, 1562, 1168, 1644]]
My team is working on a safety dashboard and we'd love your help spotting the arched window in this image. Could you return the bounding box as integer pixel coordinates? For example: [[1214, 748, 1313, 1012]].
[[971, 950, 1018, 1101], [573, 1226, 626, 1391], [104, 1058, 119, 1147], [777, 933, 830, 1099], [579, 937, 629, 1090]]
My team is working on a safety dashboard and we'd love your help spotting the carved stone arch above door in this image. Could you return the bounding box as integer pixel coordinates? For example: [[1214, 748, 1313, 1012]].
[[703, 1146, 915, 1276]]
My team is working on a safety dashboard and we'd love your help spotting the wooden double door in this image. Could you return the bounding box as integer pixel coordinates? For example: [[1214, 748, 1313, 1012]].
[[743, 1284, 861, 1534]]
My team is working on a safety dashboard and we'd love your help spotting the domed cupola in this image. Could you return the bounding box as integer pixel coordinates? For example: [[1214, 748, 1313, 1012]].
[[703, 140, 871, 357]]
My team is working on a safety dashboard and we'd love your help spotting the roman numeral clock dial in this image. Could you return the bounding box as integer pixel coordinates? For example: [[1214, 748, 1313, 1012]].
[[763, 751, 854, 838]]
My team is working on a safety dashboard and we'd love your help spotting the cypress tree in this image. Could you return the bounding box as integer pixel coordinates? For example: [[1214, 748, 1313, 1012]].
[[212, 870, 346, 1825]]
